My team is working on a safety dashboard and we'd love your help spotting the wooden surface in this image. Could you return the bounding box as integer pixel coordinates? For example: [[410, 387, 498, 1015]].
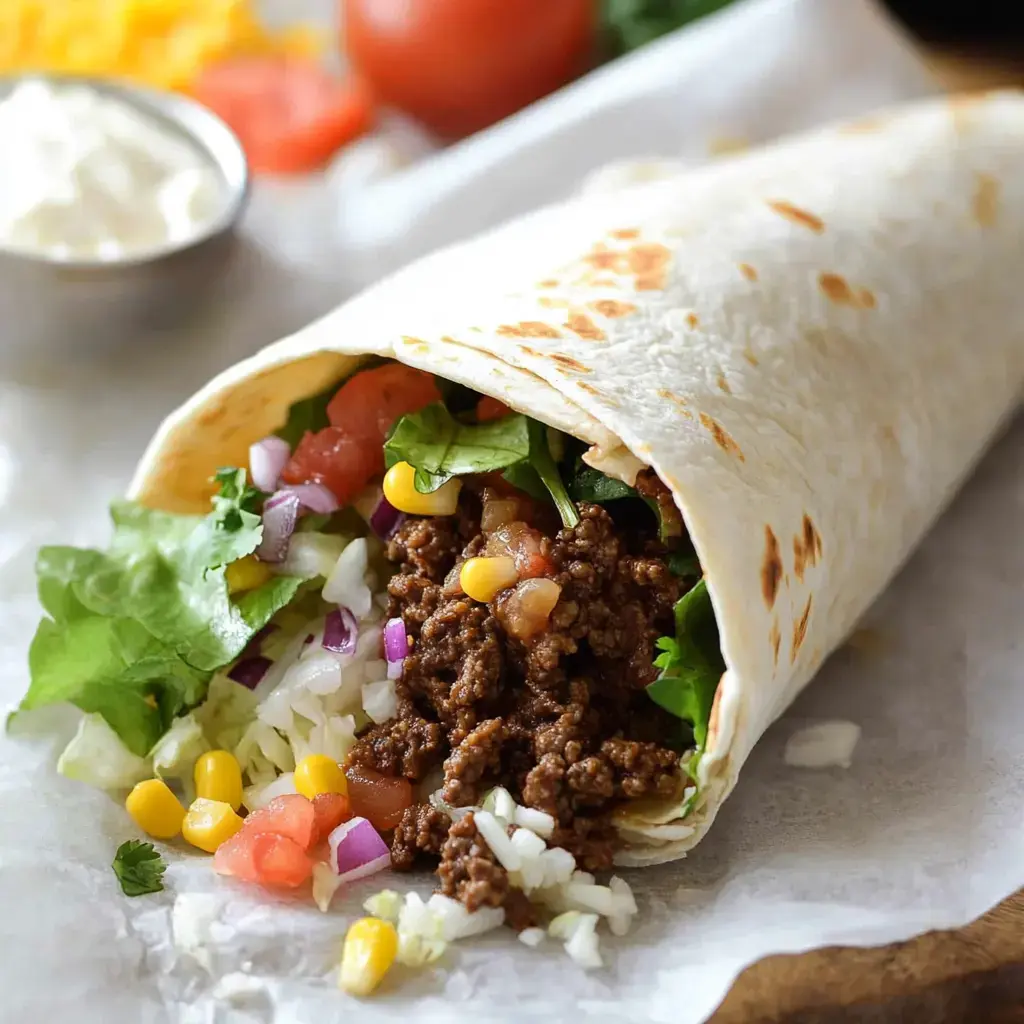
[[706, 46, 1024, 1024]]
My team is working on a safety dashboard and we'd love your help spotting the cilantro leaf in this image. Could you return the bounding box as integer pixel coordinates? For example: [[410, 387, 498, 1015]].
[[211, 467, 263, 534], [646, 578, 723, 751], [384, 403, 580, 527], [17, 497, 303, 755], [112, 840, 166, 897]]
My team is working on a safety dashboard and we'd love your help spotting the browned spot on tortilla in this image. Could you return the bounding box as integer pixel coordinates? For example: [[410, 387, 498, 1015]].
[[401, 335, 427, 346], [628, 243, 671, 291], [699, 412, 745, 461], [589, 299, 636, 319], [742, 347, 759, 366], [538, 296, 570, 309], [584, 244, 624, 271], [716, 372, 731, 394], [586, 276, 619, 288], [761, 525, 782, 610], [769, 619, 781, 666], [686, 312, 700, 329], [497, 321, 562, 339], [949, 91, 992, 133], [519, 345, 542, 359], [635, 274, 666, 291], [972, 172, 1000, 227], [538, 279, 560, 289], [610, 228, 640, 240], [575, 380, 619, 406], [767, 199, 825, 233], [738, 263, 758, 281], [818, 272, 857, 305], [550, 353, 592, 374], [657, 388, 693, 420], [564, 313, 606, 342], [791, 596, 813, 663], [838, 115, 885, 135], [856, 287, 877, 309], [806, 514, 823, 560]]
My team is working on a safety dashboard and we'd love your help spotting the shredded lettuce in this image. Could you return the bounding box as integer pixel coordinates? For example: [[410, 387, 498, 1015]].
[[150, 711, 210, 796], [384, 404, 579, 527], [646, 579, 723, 754], [57, 712, 151, 790], [18, 479, 303, 756]]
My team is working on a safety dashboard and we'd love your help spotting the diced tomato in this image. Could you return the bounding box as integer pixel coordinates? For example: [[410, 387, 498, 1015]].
[[251, 833, 313, 888], [243, 794, 318, 850], [518, 551, 555, 579], [327, 363, 441, 445], [345, 764, 413, 831], [312, 791, 352, 843], [213, 829, 260, 882], [281, 426, 383, 505], [476, 396, 510, 422], [193, 58, 376, 175]]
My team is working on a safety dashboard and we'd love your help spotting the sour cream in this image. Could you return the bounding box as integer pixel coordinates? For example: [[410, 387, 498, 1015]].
[[0, 79, 224, 261]]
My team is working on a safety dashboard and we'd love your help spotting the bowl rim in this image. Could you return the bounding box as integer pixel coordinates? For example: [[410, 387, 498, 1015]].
[[0, 72, 251, 270]]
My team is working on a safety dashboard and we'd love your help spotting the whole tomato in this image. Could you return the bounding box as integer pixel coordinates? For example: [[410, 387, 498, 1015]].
[[342, 0, 596, 139]]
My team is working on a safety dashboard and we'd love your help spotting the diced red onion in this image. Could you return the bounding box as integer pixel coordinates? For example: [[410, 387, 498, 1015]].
[[249, 437, 291, 493], [328, 817, 391, 883], [279, 482, 339, 515], [322, 608, 358, 657], [384, 617, 408, 663], [386, 658, 404, 680], [369, 493, 404, 539], [228, 656, 272, 689], [256, 491, 300, 563], [240, 624, 276, 659]]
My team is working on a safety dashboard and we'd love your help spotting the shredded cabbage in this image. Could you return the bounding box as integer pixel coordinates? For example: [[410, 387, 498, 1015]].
[[57, 713, 151, 790]]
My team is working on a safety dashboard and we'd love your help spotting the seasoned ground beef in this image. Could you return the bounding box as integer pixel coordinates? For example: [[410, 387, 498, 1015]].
[[348, 491, 686, 905], [391, 803, 451, 871]]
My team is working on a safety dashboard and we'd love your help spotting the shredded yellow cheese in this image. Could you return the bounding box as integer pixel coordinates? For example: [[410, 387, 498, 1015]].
[[0, 0, 323, 93]]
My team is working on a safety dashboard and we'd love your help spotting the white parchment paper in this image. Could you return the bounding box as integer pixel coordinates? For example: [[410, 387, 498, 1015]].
[[4, 2, 1022, 1023]]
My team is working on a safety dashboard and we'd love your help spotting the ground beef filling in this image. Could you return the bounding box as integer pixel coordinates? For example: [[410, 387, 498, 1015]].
[[347, 493, 687, 913]]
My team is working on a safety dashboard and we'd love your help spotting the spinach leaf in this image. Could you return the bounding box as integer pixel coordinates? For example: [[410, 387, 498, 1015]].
[[646, 578, 723, 752], [384, 403, 580, 527], [568, 460, 682, 541]]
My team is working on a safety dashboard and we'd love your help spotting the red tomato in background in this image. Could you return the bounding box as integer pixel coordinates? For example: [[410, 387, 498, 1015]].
[[342, 0, 596, 139]]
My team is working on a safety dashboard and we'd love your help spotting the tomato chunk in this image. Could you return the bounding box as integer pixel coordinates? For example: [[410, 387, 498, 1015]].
[[243, 794, 318, 850], [345, 764, 413, 830], [312, 791, 352, 842], [281, 426, 383, 505], [477, 396, 510, 422], [194, 58, 375, 175], [251, 833, 313, 887], [327, 363, 441, 445], [213, 829, 260, 882]]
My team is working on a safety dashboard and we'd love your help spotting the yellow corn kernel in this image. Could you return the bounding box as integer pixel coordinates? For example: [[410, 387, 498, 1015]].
[[339, 917, 399, 997], [181, 798, 244, 853], [194, 750, 244, 811], [225, 555, 272, 594], [294, 754, 348, 801], [460, 556, 518, 603], [382, 462, 462, 516], [125, 779, 186, 840]]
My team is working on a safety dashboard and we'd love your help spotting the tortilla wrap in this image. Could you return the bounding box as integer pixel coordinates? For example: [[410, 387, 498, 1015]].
[[128, 91, 1024, 866]]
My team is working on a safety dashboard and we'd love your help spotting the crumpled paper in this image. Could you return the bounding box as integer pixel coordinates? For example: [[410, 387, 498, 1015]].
[[6, 2, 1021, 1023]]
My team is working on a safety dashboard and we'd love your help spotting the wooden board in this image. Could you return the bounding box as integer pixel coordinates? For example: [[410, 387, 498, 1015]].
[[707, 46, 1024, 1024]]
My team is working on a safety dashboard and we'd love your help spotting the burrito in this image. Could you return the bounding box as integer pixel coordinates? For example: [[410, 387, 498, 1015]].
[[17, 91, 1024, 972]]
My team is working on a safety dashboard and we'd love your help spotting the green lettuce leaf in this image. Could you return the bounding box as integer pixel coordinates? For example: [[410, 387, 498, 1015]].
[[18, 481, 302, 755], [384, 403, 580, 527], [601, 0, 736, 57], [646, 578, 723, 752], [112, 840, 166, 897]]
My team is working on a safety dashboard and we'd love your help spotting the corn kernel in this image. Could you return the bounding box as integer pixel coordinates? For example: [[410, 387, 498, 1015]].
[[382, 462, 462, 516], [460, 556, 518, 603], [225, 555, 272, 594], [125, 778, 186, 840], [194, 750, 244, 811], [181, 798, 244, 853], [339, 917, 399, 997], [294, 754, 348, 801]]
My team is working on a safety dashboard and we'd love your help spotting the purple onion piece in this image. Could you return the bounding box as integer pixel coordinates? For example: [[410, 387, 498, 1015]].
[[257, 491, 301, 563], [322, 608, 358, 656], [386, 658, 404, 680], [383, 617, 408, 663], [228, 655, 273, 689], [328, 817, 391, 882], [280, 482, 340, 515], [240, 624, 277, 659], [369, 494, 404, 539], [249, 436, 291, 493]]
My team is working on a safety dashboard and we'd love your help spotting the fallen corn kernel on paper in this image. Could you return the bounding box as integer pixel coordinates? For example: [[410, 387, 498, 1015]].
[[3, 2, 1024, 1024]]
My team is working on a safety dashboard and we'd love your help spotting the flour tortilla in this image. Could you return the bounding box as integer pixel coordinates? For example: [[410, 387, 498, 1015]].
[[129, 91, 1024, 866]]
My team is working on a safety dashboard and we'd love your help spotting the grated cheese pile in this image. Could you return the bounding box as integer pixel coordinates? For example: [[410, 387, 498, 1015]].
[[0, 0, 323, 93]]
